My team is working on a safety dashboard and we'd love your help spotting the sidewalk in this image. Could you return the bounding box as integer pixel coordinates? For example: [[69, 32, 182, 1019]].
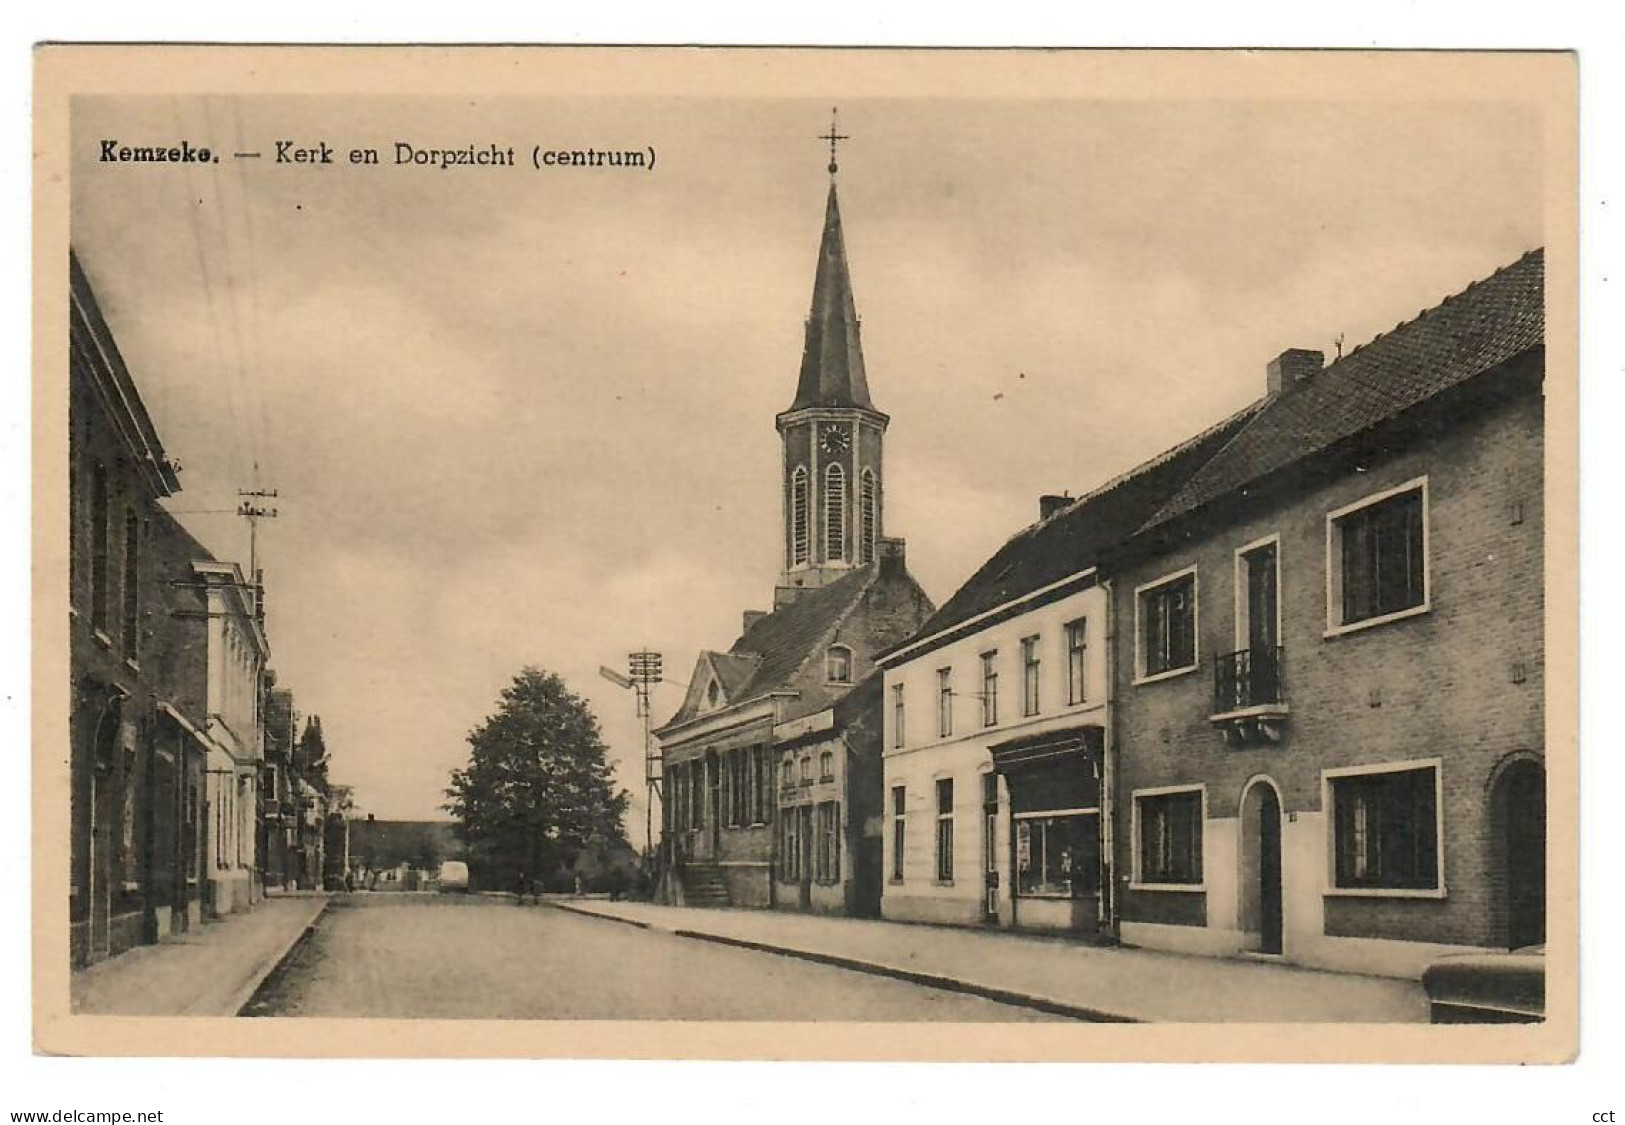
[[543, 898, 1429, 1023], [71, 893, 329, 1016]]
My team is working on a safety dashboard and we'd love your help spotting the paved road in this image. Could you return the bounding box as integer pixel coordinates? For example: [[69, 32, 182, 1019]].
[[246, 894, 1064, 1021]]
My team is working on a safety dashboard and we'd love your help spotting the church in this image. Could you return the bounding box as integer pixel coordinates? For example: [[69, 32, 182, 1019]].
[[654, 140, 935, 915]]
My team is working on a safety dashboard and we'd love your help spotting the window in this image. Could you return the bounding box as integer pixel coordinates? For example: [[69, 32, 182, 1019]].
[[753, 745, 774, 824], [89, 461, 109, 632], [1330, 481, 1427, 628], [1016, 813, 1101, 898], [691, 761, 706, 828], [824, 462, 846, 562], [1135, 789, 1203, 885], [1329, 764, 1440, 891], [781, 755, 795, 791], [816, 801, 841, 882], [891, 683, 905, 748], [120, 509, 140, 656], [800, 756, 811, 785], [789, 467, 809, 567], [859, 469, 878, 564], [780, 811, 800, 881], [826, 645, 853, 684], [890, 785, 906, 880], [1021, 635, 1041, 716], [937, 668, 953, 738], [706, 681, 720, 709], [1065, 619, 1088, 705], [819, 749, 834, 782], [1138, 570, 1197, 679], [935, 778, 955, 883], [729, 750, 747, 827], [980, 651, 999, 726]]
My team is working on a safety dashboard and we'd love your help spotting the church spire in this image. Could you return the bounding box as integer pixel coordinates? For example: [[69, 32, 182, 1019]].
[[789, 112, 874, 413]]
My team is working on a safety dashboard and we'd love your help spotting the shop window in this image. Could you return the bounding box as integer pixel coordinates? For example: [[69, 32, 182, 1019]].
[[1135, 788, 1203, 885], [1016, 813, 1101, 898], [1137, 569, 1197, 679], [1329, 763, 1440, 891]]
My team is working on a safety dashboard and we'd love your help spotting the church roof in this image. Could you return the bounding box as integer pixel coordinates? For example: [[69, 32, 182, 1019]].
[[788, 182, 875, 412]]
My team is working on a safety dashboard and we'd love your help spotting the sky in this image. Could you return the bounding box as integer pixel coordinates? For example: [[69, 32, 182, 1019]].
[[68, 92, 1544, 831]]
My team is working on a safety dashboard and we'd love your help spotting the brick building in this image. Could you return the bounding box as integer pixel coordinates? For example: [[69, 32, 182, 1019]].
[[656, 170, 934, 912], [1109, 250, 1545, 977], [69, 250, 199, 963]]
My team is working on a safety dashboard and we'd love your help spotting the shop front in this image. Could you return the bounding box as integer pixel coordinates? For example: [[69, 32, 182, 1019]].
[[991, 726, 1104, 935]]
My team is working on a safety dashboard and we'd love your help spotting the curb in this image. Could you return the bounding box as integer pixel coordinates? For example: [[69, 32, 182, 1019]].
[[233, 898, 331, 1017], [542, 901, 1133, 1023], [544, 900, 652, 929]]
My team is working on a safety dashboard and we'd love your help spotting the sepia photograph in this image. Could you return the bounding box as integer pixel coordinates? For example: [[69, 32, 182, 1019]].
[[32, 46, 1577, 1063]]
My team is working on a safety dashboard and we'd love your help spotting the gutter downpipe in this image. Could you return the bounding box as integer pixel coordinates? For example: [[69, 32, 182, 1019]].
[[1101, 577, 1119, 939]]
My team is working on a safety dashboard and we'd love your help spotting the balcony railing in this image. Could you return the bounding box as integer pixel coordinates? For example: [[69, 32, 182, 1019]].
[[1213, 646, 1284, 714]]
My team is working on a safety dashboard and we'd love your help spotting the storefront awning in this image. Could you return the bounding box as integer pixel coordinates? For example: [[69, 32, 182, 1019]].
[[988, 724, 1103, 773]]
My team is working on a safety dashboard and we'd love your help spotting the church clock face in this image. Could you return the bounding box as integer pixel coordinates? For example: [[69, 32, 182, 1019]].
[[819, 424, 851, 454]]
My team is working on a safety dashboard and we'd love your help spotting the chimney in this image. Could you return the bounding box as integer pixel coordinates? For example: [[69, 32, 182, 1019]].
[[1039, 493, 1072, 521], [877, 537, 906, 570], [1266, 348, 1324, 395], [742, 610, 768, 632]]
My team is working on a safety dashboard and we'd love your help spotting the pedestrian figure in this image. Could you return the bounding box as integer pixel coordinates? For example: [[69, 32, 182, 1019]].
[[344, 870, 355, 893], [515, 868, 528, 904]]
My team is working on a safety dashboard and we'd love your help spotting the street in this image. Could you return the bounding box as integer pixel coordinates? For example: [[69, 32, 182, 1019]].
[[243, 895, 1067, 1021]]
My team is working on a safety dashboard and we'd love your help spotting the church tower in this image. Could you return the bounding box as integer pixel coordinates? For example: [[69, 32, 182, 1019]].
[[775, 121, 889, 608]]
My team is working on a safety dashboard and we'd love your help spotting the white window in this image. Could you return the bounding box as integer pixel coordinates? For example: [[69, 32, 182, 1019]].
[[1136, 567, 1198, 681], [1132, 786, 1205, 887], [1064, 618, 1088, 705], [1324, 759, 1443, 896], [1327, 478, 1429, 634]]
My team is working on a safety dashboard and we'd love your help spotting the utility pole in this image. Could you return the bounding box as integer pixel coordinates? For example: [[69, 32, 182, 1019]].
[[600, 650, 664, 857], [236, 488, 278, 617]]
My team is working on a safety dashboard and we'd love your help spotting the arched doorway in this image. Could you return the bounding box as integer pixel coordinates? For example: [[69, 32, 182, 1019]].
[[1238, 777, 1284, 955], [1491, 757, 1545, 949]]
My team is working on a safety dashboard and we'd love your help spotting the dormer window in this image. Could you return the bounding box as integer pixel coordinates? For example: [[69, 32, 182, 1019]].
[[706, 681, 720, 709], [826, 645, 853, 684]]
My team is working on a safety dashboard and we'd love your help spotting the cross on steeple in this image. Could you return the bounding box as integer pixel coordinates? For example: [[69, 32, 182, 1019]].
[[818, 107, 849, 177]]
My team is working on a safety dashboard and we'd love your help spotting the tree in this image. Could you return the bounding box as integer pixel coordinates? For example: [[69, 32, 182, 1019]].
[[444, 667, 630, 891]]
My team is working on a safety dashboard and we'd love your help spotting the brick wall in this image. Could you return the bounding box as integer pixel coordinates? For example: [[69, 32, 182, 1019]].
[[1114, 386, 1544, 949]]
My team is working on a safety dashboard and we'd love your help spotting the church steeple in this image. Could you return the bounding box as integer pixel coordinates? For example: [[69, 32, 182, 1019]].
[[789, 182, 875, 412], [775, 111, 889, 607]]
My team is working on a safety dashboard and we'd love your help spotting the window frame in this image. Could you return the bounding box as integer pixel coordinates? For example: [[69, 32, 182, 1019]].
[[1021, 634, 1042, 716], [1321, 757, 1446, 899], [934, 777, 955, 884], [1134, 566, 1200, 684], [1233, 533, 1283, 653], [859, 468, 879, 565], [891, 683, 905, 749], [936, 667, 953, 739], [789, 466, 810, 568], [826, 644, 853, 685], [824, 461, 847, 562], [1324, 477, 1431, 637], [1064, 617, 1088, 706], [979, 650, 999, 727], [1129, 784, 1207, 891], [890, 784, 906, 883]]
